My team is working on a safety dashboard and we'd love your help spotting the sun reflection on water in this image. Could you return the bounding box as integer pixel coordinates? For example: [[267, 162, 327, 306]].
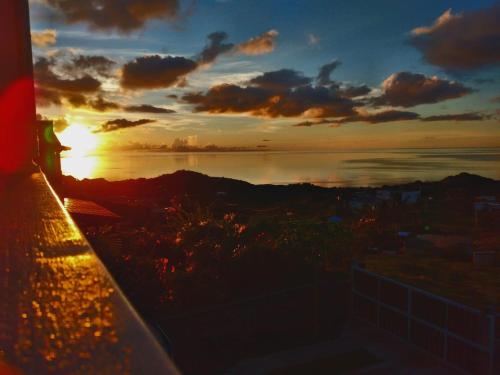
[[61, 153, 99, 180]]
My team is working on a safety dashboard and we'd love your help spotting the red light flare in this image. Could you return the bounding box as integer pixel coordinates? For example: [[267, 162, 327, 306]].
[[0, 78, 36, 173]]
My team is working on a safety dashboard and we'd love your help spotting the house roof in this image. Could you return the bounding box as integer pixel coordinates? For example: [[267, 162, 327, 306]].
[[64, 198, 120, 219]]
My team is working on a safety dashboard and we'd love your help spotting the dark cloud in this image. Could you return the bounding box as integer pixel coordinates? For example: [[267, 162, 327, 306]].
[[183, 80, 357, 118], [293, 110, 420, 127], [293, 109, 489, 129], [43, 0, 181, 33], [183, 84, 273, 114], [94, 118, 156, 133], [167, 94, 179, 99], [183, 66, 361, 118], [267, 85, 356, 118], [350, 110, 420, 123], [119, 30, 280, 90], [198, 31, 234, 65], [64, 55, 116, 77], [88, 96, 121, 111], [317, 60, 341, 86], [293, 119, 332, 127], [248, 69, 311, 90], [338, 85, 371, 98], [66, 93, 89, 107], [34, 57, 102, 107], [124, 104, 176, 113], [421, 112, 487, 122], [372, 71, 471, 107], [35, 57, 101, 93], [411, 6, 500, 70], [121, 55, 198, 89], [35, 87, 62, 107]]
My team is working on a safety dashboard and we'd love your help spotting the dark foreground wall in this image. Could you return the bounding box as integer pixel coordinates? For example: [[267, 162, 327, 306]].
[[0, 0, 36, 173]]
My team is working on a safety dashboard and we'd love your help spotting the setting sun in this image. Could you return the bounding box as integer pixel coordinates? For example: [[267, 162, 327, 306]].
[[58, 124, 99, 157]]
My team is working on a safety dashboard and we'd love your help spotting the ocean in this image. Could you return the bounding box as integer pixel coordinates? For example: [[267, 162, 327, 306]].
[[61, 148, 500, 187]]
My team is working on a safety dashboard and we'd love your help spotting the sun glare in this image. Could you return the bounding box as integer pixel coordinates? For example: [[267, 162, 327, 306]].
[[58, 124, 99, 157]]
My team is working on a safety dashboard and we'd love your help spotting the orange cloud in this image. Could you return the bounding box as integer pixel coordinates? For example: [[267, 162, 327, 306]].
[[235, 30, 279, 56], [411, 5, 500, 70], [31, 29, 57, 47]]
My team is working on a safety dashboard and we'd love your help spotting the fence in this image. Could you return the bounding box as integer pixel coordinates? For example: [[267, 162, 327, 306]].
[[351, 263, 499, 375]]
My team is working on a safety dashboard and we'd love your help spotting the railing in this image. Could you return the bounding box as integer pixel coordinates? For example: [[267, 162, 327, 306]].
[[351, 263, 499, 375], [0, 172, 178, 374]]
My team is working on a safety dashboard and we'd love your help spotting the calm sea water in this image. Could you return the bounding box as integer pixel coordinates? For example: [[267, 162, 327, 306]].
[[61, 148, 500, 187]]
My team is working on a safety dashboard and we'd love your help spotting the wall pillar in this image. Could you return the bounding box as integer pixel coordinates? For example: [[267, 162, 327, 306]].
[[0, 0, 36, 174]]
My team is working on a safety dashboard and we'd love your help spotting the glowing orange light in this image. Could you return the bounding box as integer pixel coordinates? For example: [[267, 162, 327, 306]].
[[58, 124, 98, 157]]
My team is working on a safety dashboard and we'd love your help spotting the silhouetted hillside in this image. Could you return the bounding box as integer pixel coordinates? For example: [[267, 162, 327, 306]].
[[62, 170, 500, 206]]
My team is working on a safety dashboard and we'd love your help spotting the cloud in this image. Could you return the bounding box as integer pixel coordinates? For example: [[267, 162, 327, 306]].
[[292, 110, 420, 127], [183, 84, 273, 114], [248, 69, 311, 90], [183, 79, 358, 119], [293, 119, 333, 127], [43, 0, 181, 33], [234, 29, 279, 56], [34, 57, 102, 107], [293, 109, 490, 128], [308, 33, 320, 46], [411, 9, 459, 36], [421, 112, 487, 122], [349, 110, 420, 123], [410, 5, 500, 70], [121, 55, 198, 89], [64, 55, 116, 77], [94, 118, 156, 133], [124, 104, 176, 113], [198, 31, 234, 65], [119, 30, 279, 90], [35, 57, 101, 93], [35, 87, 63, 106], [317, 60, 341, 86], [338, 85, 371, 98], [88, 96, 121, 111], [182, 63, 373, 118], [372, 71, 471, 107], [53, 117, 70, 132], [31, 29, 57, 47]]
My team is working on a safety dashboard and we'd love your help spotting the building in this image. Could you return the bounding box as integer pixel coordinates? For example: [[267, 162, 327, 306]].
[[64, 198, 121, 226], [37, 120, 66, 183]]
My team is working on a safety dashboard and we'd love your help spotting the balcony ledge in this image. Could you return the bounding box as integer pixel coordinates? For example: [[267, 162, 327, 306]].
[[0, 172, 179, 374]]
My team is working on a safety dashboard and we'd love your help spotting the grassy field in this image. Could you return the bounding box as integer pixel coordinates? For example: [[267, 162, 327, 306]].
[[362, 254, 500, 310]]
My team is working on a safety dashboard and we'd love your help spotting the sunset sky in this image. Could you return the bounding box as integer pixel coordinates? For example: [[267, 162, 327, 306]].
[[29, 0, 500, 151]]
